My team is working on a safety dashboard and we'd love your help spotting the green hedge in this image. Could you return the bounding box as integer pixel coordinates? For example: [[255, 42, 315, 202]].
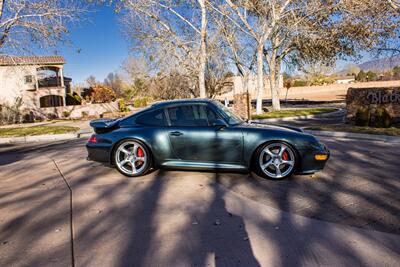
[[66, 92, 82, 106], [292, 80, 308, 87], [374, 108, 392, 128], [134, 97, 150, 108], [355, 107, 370, 127], [118, 98, 130, 112]]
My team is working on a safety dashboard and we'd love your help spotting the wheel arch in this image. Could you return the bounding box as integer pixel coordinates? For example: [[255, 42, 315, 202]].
[[109, 137, 154, 167], [250, 139, 301, 171]]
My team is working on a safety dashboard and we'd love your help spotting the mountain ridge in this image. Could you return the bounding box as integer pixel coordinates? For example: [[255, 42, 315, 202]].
[[358, 55, 400, 72]]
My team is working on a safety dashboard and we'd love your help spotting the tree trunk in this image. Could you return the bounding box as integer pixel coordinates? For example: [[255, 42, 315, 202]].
[[268, 57, 281, 111], [269, 72, 281, 111], [0, 0, 5, 48], [0, 0, 4, 22], [198, 0, 207, 98], [241, 72, 251, 119], [256, 43, 264, 114]]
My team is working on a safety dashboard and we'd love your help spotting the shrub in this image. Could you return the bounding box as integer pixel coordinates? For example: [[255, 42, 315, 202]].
[[81, 111, 88, 118], [133, 97, 150, 108], [292, 80, 307, 87], [46, 113, 58, 120], [374, 108, 392, 128], [62, 111, 71, 118], [0, 98, 23, 125], [355, 107, 370, 126], [118, 98, 129, 112], [66, 93, 82, 106], [89, 85, 117, 103], [73, 92, 82, 103], [23, 112, 35, 123]]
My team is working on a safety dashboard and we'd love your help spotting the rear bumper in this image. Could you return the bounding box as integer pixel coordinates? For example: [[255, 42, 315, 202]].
[[296, 145, 330, 175], [86, 143, 112, 163]]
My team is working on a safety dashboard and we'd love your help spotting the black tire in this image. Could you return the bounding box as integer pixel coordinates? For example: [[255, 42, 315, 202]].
[[254, 141, 297, 180], [113, 139, 152, 177]]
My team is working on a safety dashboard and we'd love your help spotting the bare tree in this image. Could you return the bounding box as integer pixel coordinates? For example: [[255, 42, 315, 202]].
[[215, 0, 276, 114], [120, 0, 208, 97], [212, 0, 399, 112], [387, 0, 400, 11], [86, 75, 98, 87], [0, 0, 86, 54], [211, 10, 256, 117], [198, 0, 207, 98], [104, 72, 124, 96]]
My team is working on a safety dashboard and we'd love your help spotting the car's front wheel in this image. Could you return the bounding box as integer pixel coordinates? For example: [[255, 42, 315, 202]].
[[114, 139, 151, 177], [256, 142, 296, 179]]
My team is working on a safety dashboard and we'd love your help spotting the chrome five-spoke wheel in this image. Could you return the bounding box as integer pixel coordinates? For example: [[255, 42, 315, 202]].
[[258, 142, 296, 179], [114, 140, 150, 177]]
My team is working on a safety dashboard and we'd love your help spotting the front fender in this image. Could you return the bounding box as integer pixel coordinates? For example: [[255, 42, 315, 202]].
[[242, 128, 316, 168]]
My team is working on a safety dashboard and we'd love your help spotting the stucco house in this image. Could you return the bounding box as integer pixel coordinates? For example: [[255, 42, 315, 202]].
[[0, 55, 71, 110]]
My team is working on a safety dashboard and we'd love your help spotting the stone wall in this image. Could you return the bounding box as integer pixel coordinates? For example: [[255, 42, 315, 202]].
[[346, 87, 400, 123], [233, 93, 250, 120], [38, 101, 119, 119], [217, 79, 400, 102]]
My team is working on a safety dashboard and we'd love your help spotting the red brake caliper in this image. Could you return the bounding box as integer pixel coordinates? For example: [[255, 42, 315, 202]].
[[282, 151, 289, 161], [136, 147, 144, 166]]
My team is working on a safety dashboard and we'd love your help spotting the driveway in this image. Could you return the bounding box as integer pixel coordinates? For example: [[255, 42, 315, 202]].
[[0, 136, 399, 266]]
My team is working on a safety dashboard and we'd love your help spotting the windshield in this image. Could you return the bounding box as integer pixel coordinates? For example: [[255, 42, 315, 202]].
[[215, 102, 244, 126]]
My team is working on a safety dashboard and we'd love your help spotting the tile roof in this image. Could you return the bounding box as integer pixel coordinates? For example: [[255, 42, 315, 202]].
[[0, 55, 66, 66]]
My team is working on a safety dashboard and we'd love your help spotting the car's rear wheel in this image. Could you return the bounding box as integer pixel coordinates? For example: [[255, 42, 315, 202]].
[[256, 142, 296, 179], [114, 139, 151, 177]]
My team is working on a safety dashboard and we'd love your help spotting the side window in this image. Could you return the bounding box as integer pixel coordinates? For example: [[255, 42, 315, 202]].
[[204, 106, 219, 125], [24, 75, 33, 84], [135, 109, 166, 126], [167, 105, 219, 126]]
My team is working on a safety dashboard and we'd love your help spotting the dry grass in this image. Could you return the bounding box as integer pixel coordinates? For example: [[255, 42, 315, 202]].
[[252, 108, 336, 119]]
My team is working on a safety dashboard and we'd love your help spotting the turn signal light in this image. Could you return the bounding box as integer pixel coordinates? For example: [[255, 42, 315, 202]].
[[88, 135, 97, 143], [315, 154, 328, 161]]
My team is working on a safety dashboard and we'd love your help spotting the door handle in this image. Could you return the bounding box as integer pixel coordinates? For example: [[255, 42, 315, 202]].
[[170, 131, 183, 136]]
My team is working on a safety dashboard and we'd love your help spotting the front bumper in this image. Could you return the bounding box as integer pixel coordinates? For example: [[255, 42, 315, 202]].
[[296, 143, 330, 174]]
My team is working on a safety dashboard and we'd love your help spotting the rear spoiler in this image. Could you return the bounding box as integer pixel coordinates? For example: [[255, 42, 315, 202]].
[[90, 119, 120, 134]]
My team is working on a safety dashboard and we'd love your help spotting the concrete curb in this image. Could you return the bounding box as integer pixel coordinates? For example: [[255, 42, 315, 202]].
[[254, 108, 345, 123], [306, 129, 400, 143], [0, 131, 92, 144]]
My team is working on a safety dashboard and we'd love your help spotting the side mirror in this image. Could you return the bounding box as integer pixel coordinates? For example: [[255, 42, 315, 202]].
[[212, 119, 228, 129]]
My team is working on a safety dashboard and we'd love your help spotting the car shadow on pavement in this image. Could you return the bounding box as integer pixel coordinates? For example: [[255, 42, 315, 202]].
[[182, 173, 260, 267], [113, 169, 260, 267], [1, 137, 400, 266]]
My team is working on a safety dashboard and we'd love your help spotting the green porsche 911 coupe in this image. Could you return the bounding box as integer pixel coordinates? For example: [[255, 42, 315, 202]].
[[86, 99, 329, 179]]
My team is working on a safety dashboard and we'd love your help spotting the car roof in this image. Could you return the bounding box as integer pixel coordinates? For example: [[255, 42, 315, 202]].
[[151, 98, 218, 108]]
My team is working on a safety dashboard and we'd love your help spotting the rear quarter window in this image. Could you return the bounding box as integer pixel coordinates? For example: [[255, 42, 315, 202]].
[[135, 109, 166, 126]]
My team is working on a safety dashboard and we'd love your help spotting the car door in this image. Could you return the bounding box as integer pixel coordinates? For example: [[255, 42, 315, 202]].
[[121, 107, 175, 162], [166, 103, 243, 164]]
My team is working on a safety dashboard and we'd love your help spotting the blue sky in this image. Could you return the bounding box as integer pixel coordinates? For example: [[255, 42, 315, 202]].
[[53, 5, 378, 84], [58, 5, 129, 85]]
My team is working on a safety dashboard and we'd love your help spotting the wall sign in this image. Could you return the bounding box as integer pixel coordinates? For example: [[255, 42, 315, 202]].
[[346, 87, 400, 123], [367, 90, 400, 104]]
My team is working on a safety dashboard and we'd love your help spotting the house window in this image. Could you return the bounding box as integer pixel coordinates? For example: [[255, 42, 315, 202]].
[[39, 95, 63, 108], [24, 75, 34, 84]]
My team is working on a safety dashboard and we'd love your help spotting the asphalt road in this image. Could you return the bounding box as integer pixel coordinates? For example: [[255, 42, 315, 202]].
[[0, 136, 399, 267]]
